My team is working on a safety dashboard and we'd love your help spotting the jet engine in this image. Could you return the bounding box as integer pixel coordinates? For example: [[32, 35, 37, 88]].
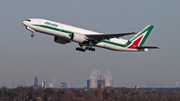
[[54, 36, 70, 44], [71, 32, 87, 43]]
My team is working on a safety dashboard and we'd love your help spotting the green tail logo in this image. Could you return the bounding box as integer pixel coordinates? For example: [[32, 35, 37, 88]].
[[127, 25, 154, 49]]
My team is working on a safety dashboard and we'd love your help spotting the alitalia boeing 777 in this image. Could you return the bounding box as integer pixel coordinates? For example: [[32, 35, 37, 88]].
[[23, 18, 159, 52]]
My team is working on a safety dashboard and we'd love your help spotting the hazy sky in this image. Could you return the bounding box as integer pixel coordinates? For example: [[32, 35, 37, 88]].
[[0, 1, 180, 88]]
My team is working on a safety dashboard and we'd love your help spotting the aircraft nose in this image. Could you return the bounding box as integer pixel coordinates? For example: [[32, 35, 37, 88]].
[[23, 21, 26, 26]]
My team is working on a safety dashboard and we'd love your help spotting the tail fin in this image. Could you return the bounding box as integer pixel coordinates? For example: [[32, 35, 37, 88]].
[[127, 25, 154, 49]]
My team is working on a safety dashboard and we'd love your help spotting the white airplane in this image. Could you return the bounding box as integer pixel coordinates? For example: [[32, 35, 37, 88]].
[[23, 18, 159, 52]]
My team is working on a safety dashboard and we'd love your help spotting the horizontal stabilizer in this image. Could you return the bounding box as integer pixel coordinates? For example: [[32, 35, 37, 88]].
[[135, 46, 159, 49]]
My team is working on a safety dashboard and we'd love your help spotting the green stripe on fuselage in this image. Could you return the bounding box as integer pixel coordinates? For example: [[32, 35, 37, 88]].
[[34, 24, 72, 35], [33, 24, 130, 48]]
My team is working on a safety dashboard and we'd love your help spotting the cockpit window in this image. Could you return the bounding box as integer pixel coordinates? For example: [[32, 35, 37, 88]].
[[26, 19, 31, 22]]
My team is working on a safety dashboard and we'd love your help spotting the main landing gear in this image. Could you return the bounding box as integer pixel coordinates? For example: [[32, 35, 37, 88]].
[[76, 46, 95, 52], [85, 47, 95, 51], [76, 47, 86, 52]]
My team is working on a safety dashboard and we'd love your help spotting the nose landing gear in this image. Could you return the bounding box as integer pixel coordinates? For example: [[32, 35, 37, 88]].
[[31, 34, 35, 37], [26, 27, 35, 37]]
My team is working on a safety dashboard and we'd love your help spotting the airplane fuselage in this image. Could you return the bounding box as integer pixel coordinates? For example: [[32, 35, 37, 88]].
[[23, 18, 156, 52]]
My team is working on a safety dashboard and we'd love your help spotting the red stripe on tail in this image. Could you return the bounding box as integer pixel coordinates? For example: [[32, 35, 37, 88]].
[[128, 35, 144, 49]]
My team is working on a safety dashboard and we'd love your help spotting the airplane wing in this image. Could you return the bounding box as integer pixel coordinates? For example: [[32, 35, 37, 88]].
[[135, 46, 159, 49], [86, 32, 136, 41]]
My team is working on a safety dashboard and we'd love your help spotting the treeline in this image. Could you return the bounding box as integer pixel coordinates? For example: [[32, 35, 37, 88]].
[[0, 86, 180, 101]]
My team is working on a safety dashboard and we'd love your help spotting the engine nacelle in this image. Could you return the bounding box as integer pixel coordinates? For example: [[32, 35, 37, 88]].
[[54, 36, 70, 44], [71, 33, 87, 43]]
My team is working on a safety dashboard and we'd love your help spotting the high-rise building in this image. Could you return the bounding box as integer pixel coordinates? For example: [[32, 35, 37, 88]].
[[60, 82, 71, 88], [42, 81, 45, 88], [33, 77, 39, 89]]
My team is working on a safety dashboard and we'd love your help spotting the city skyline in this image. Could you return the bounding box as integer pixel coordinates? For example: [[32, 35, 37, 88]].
[[0, 69, 179, 88]]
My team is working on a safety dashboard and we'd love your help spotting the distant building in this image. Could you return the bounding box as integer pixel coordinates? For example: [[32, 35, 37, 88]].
[[60, 82, 71, 88], [97, 79, 105, 87], [105, 79, 111, 87], [41, 81, 45, 88], [87, 79, 96, 88], [97, 75, 111, 87], [33, 77, 39, 89]]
